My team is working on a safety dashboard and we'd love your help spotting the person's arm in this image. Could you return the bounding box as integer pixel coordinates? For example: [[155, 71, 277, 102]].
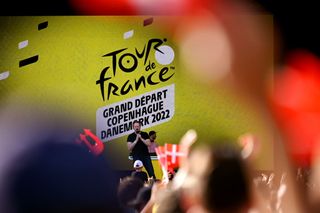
[[127, 134, 139, 151], [140, 182, 164, 213], [141, 138, 151, 146], [139, 133, 151, 146]]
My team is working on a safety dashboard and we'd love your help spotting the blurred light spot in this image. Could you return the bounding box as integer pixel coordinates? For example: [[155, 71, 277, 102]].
[[0, 71, 10, 80], [133, 0, 188, 15], [132, 0, 209, 15], [272, 51, 320, 166], [177, 15, 232, 83], [18, 40, 28, 49], [123, 30, 134, 39]]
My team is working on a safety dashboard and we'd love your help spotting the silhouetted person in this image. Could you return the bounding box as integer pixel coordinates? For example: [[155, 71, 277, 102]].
[[204, 145, 252, 213], [117, 176, 144, 213], [4, 141, 122, 213]]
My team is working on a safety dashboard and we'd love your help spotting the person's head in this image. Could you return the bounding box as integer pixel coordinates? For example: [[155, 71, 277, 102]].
[[117, 176, 144, 208], [133, 160, 144, 171], [149, 131, 157, 141], [175, 144, 252, 213], [204, 145, 252, 213], [133, 120, 141, 133], [5, 141, 122, 213]]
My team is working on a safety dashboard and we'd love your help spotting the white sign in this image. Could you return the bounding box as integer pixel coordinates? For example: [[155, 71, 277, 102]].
[[96, 84, 175, 142]]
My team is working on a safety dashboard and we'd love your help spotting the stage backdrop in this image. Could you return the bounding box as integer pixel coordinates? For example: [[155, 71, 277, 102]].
[[0, 16, 274, 175]]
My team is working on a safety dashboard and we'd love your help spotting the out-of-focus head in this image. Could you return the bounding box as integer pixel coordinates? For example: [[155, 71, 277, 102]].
[[4, 141, 121, 213], [174, 143, 252, 213], [204, 145, 252, 213], [117, 176, 144, 208]]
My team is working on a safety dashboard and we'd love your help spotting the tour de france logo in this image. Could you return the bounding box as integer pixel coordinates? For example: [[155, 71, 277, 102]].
[[96, 38, 175, 101]]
